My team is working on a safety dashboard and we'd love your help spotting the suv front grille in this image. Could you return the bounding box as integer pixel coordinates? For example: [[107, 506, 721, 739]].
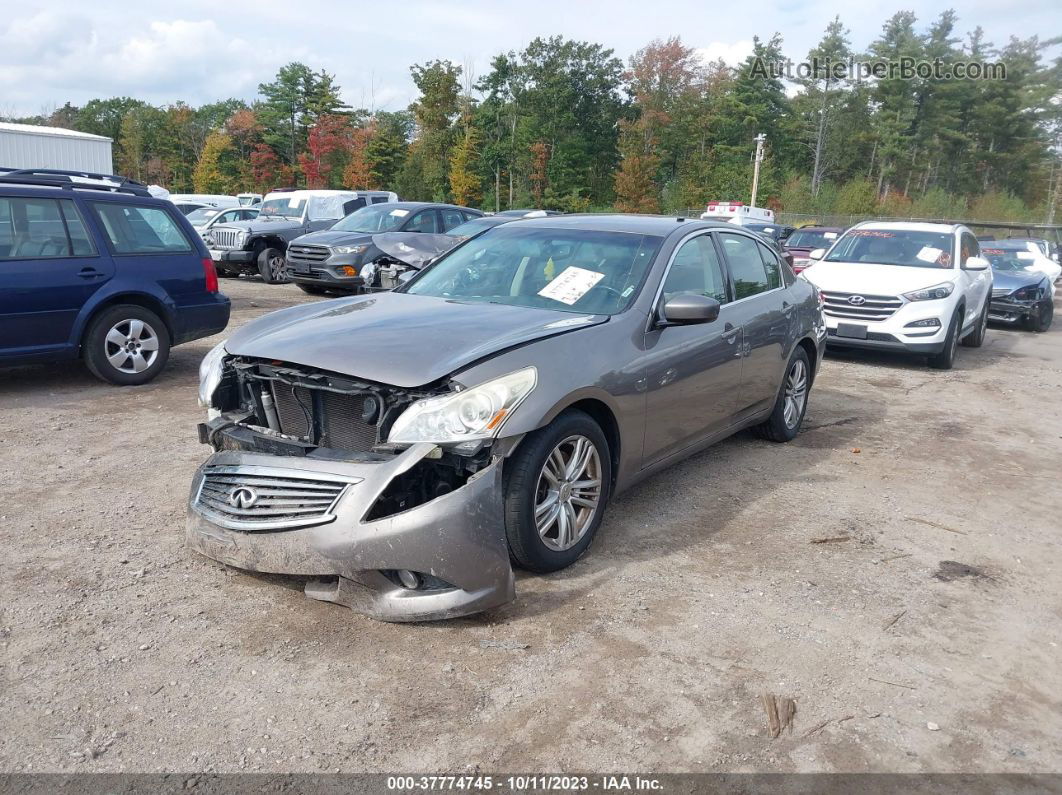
[[212, 229, 242, 249], [270, 383, 380, 452], [193, 465, 353, 531], [821, 290, 903, 321], [287, 244, 331, 263]]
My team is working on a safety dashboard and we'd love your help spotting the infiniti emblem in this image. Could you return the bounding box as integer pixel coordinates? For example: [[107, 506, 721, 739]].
[[228, 486, 259, 509], [847, 295, 867, 306]]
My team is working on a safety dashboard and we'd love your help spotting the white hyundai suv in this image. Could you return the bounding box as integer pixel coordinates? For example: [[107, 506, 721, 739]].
[[801, 222, 992, 369]]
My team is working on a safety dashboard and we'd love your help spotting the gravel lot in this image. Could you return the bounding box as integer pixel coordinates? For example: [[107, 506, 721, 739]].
[[2, 277, 1060, 774]]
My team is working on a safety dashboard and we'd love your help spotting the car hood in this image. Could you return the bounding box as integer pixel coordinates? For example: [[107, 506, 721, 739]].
[[291, 229, 372, 247], [217, 217, 304, 234], [991, 268, 1044, 293], [802, 260, 957, 295], [224, 291, 607, 388]]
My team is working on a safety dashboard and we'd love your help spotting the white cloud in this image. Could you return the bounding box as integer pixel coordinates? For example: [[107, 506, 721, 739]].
[[696, 40, 754, 67]]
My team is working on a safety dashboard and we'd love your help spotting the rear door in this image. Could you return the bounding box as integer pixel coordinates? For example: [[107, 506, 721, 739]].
[[716, 231, 790, 415], [0, 195, 114, 359], [641, 232, 743, 466]]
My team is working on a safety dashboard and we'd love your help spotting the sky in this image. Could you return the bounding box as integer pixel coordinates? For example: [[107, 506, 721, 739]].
[[0, 0, 1058, 119]]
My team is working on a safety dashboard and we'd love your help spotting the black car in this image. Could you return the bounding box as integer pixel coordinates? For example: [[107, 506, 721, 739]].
[[984, 246, 1054, 332], [285, 202, 484, 295]]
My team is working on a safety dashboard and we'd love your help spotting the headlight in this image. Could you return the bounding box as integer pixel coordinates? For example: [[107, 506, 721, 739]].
[[1013, 285, 1040, 301], [903, 282, 954, 301], [388, 367, 537, 445], [331, 244, 368, 255], [198, 340, 228, 408], [234, 230, 247, 246], [360, 260, 377, 284]]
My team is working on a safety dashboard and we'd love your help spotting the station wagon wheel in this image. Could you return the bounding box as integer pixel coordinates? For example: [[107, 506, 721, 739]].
[[82, 304, 171, 386], [504, 409, 612, 572], [535, 435, 603, 552]]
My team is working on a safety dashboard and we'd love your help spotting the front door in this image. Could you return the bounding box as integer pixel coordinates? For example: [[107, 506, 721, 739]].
[[0, 195, 113, 359], [642, 233, 743, 467]]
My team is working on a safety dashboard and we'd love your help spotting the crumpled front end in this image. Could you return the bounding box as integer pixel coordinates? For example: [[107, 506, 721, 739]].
[[186, 356, 516, 622]]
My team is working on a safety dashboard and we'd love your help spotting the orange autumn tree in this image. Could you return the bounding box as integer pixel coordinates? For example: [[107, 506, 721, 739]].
[[343, 122, 377, 189], [298, 113, 353, 188]]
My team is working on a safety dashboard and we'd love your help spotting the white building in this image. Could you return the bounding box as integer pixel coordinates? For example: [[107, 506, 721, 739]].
[[0, 122, 114, 173]]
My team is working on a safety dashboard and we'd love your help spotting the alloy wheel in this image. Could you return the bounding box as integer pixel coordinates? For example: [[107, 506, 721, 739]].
[[782, 358, 808, 429], [534, 434, 603, 552], [104, 319, 160, 374], [269, 254, 287, 282]]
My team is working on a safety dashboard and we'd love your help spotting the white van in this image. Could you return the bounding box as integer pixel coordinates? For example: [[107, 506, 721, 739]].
[[699, 201, 775, 226], [168, 193, 241, 210]]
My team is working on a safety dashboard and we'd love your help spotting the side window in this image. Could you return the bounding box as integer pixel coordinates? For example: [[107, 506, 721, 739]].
[[960, 233, 979, 265], [343, 197, 367, 214], [440, 209, 465, 231], [661, 235, 728, 303], [371, 196, 390, 204], [406, 211, 438, 233], [719, 233, 772, 299], [756, 242, 783, 289], [0, 197, 87, 259], [58, 200, 97, 256], [92, 203, 192, 254]]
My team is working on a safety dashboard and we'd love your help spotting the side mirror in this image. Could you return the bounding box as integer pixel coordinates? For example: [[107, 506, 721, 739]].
[[963, 256, 989, 271], [660, 294, 721, 326], [809, 248, 826, 261]]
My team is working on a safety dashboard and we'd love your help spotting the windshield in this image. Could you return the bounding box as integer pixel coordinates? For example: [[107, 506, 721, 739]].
[[991, 240, 1038, 254], [824, 229, 955, 268], [745, 223, 780, 239], [982, 247, 1039, 272], [186, 207, 221, 225], [259, 197, 305, 219], [332, 205, 411, 233], [787, 229, 839, 249], [447, 217, 508, 238], [404, 226, 662, 315]]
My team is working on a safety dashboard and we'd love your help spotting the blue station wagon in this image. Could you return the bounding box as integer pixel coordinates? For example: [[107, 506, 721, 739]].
[[0, 169, 230, 385]]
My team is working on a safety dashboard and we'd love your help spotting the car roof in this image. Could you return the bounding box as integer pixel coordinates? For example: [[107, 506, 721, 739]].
[[506, 213, 736, 236], [0, 182, 175, 204], [853, 220, 960, 234], [370, 201, 479, 211], [794, 225, 844, 232]]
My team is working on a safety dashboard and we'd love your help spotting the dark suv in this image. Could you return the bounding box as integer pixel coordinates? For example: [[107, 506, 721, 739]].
[[285, 202, 483, 294], [0, 169, 230, 385]]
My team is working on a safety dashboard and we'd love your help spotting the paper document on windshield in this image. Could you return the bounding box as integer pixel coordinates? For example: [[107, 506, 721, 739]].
[[916, 246, 944, 264], [538, 266, 605, 305]]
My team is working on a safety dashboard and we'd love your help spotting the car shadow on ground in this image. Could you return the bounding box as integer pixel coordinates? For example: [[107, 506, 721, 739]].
[[822, 328, 1030, 373], [484, 382, 887, 622]]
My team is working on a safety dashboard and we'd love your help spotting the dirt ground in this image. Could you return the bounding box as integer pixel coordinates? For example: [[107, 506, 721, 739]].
[[2, 276, 1060, 775]]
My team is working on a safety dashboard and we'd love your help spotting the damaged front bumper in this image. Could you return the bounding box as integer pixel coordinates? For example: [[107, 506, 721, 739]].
[[186, 441, 515, 622]]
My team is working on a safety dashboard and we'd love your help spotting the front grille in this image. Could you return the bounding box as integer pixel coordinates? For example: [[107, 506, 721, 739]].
[[194, 465, 353, 530], [992, 287, 1012, 298], [212, 229, 243, 249], [287, 244, 331, 263], [270, 383, 380, 452], [821, 290, 902, 321]]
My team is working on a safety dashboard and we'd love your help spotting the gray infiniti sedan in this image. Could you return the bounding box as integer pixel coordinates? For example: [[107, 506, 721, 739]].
[[190, 215, 826, 621]]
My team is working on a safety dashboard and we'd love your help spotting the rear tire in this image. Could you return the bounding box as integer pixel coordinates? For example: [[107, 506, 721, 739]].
[[1027, 301, 1054, 332], [928, 310, 960, 369], [297, 284, 330, 296], [258, 247, 289, 284], [82, 304, 170, 386], [754, 346, 811, 442], [960, 299, 988, 347], [503, 410, 611, 573]]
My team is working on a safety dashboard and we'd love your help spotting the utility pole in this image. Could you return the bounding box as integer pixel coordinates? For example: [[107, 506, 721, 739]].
[[750, 133, 766, 207]]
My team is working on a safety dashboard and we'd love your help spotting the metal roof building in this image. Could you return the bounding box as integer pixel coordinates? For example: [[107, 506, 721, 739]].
[[0, 122, 114, 173]]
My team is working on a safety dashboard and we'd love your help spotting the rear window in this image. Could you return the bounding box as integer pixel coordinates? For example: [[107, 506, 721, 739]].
[[92, 203, 193, 254]]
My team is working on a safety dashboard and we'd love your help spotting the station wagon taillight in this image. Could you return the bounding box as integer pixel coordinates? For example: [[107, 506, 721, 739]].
[[202, 258, 219, 293]]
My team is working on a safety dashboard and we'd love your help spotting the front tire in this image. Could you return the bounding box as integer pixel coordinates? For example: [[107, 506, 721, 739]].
[[961, 299, 988, 347], [82, 305, 170, 385], [258, 247, 289, 284], [503, 409, 611, 573], [754, 346, 811, 442], [1027, 301, 1054, 332], [928, 309, 960, 370]]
